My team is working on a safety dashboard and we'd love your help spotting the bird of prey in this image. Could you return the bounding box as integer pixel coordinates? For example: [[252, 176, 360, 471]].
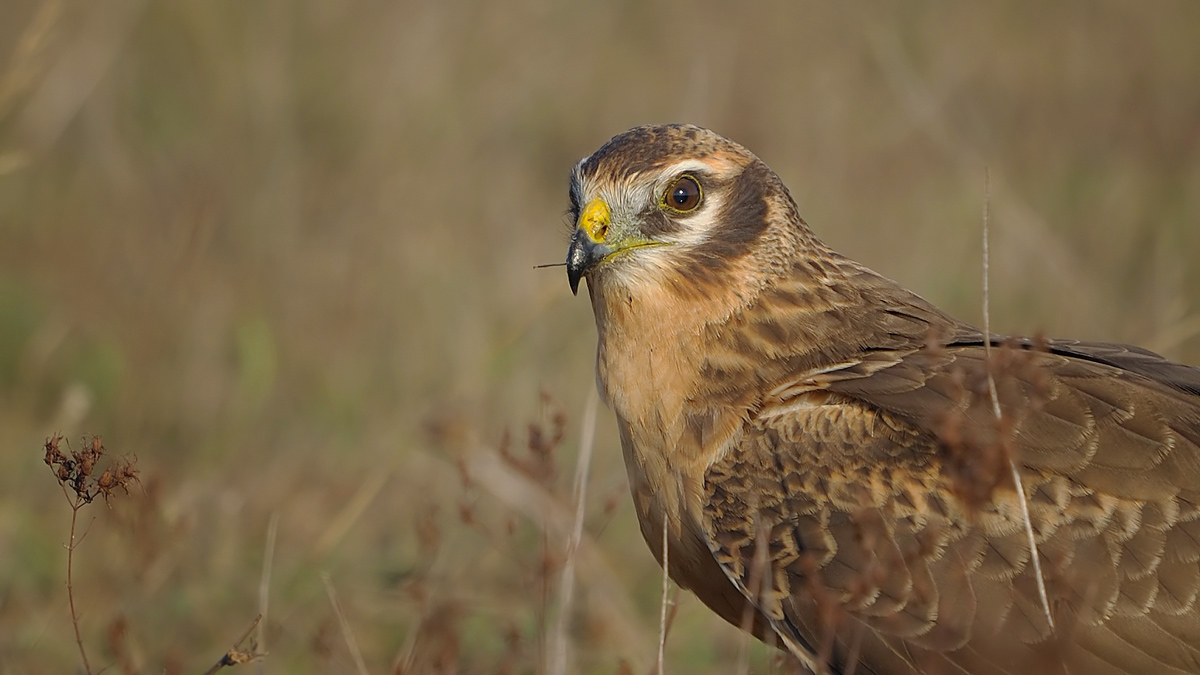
[[564, 124, 1200, 674]]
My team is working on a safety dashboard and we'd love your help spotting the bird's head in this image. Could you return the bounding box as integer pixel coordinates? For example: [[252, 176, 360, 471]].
[[566, 124, 814, 307]]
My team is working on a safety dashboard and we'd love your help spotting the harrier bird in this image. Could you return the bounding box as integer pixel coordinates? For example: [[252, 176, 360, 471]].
[[565, 124, 1200, 674]]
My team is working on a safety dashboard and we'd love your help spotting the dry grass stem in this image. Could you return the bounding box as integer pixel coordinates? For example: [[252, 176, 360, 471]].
[[256, 513, 279, 675], [736, 520, 768, 675], [0, 0, 61, 120], [981, 170, 1001, 423], [462, 446, 653, 669], [390, 630, 418, 675], [549, 389, 599, 675], [860, 14, 1094, 302], [321, 573, 371, 675], [980, 170, 1054, 631], [315, 470, 390, 557], [1147, 314, 1200, 356], [656, 508, 670, 675]]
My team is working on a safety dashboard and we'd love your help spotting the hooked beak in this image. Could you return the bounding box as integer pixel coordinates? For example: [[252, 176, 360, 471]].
[[566, 199, 612, 295]]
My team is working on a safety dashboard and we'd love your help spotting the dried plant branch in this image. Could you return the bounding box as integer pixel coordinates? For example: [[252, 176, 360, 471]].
[[66, 503, 95, 675], [44, 434, 140, 675]]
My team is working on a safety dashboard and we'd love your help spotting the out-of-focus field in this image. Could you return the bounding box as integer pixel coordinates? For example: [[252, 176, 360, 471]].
[[1, 1, 1198, 673]]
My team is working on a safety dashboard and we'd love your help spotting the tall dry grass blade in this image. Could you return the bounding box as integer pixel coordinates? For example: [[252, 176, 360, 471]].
[[1147, 314, 1200, 357], [18, 0, 146, 153], [981, 169, 1002, 421], [0, 0, 62, 120], [736, 520, 768, 675], [461, 447, 653, 669], [549, 389, 599, 675], [256, 512, 279, 675], [390, 623, 419, 675], [980, 169, 1054, 631], [315, 469, 389, 556], [734, 609, 753, 675], [656, 509, 670, 675], [321, 572, 371, 675], [859, 14, 1096, 306]]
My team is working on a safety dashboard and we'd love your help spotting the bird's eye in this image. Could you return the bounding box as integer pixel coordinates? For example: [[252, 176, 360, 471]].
[[663, 175, 702, 213]]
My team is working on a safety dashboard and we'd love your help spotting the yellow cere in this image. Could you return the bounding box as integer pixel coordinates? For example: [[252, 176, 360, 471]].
[[580, 198, 610, 242]]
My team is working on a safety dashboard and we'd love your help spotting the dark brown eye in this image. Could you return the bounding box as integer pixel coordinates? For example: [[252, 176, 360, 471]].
[[663, 175, 702, 212]]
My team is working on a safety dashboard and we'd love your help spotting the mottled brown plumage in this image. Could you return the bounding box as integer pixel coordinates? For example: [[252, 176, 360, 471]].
[[565, 124, 1200, 674]]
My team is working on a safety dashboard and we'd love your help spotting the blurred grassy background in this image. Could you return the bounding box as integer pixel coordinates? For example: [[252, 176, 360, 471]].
[[1, 0, 1198, 672]]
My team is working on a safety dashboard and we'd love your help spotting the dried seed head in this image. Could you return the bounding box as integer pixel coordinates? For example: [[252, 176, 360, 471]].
[[44, 436, 139, 505]]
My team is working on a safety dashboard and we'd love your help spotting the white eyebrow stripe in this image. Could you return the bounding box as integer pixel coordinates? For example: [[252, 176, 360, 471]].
[[658, 159, 717, 178]]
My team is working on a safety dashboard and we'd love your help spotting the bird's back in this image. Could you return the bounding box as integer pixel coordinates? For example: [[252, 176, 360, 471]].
[[699, 272, 1200, 674]]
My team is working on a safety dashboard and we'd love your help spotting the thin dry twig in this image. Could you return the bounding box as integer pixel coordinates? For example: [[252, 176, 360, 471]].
[[656, 509, 670, 675], [66, 506, 95, 674], [200, 614, 264, 675], [980, 169, 1054, 631], [321, 572, 371, 675]]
